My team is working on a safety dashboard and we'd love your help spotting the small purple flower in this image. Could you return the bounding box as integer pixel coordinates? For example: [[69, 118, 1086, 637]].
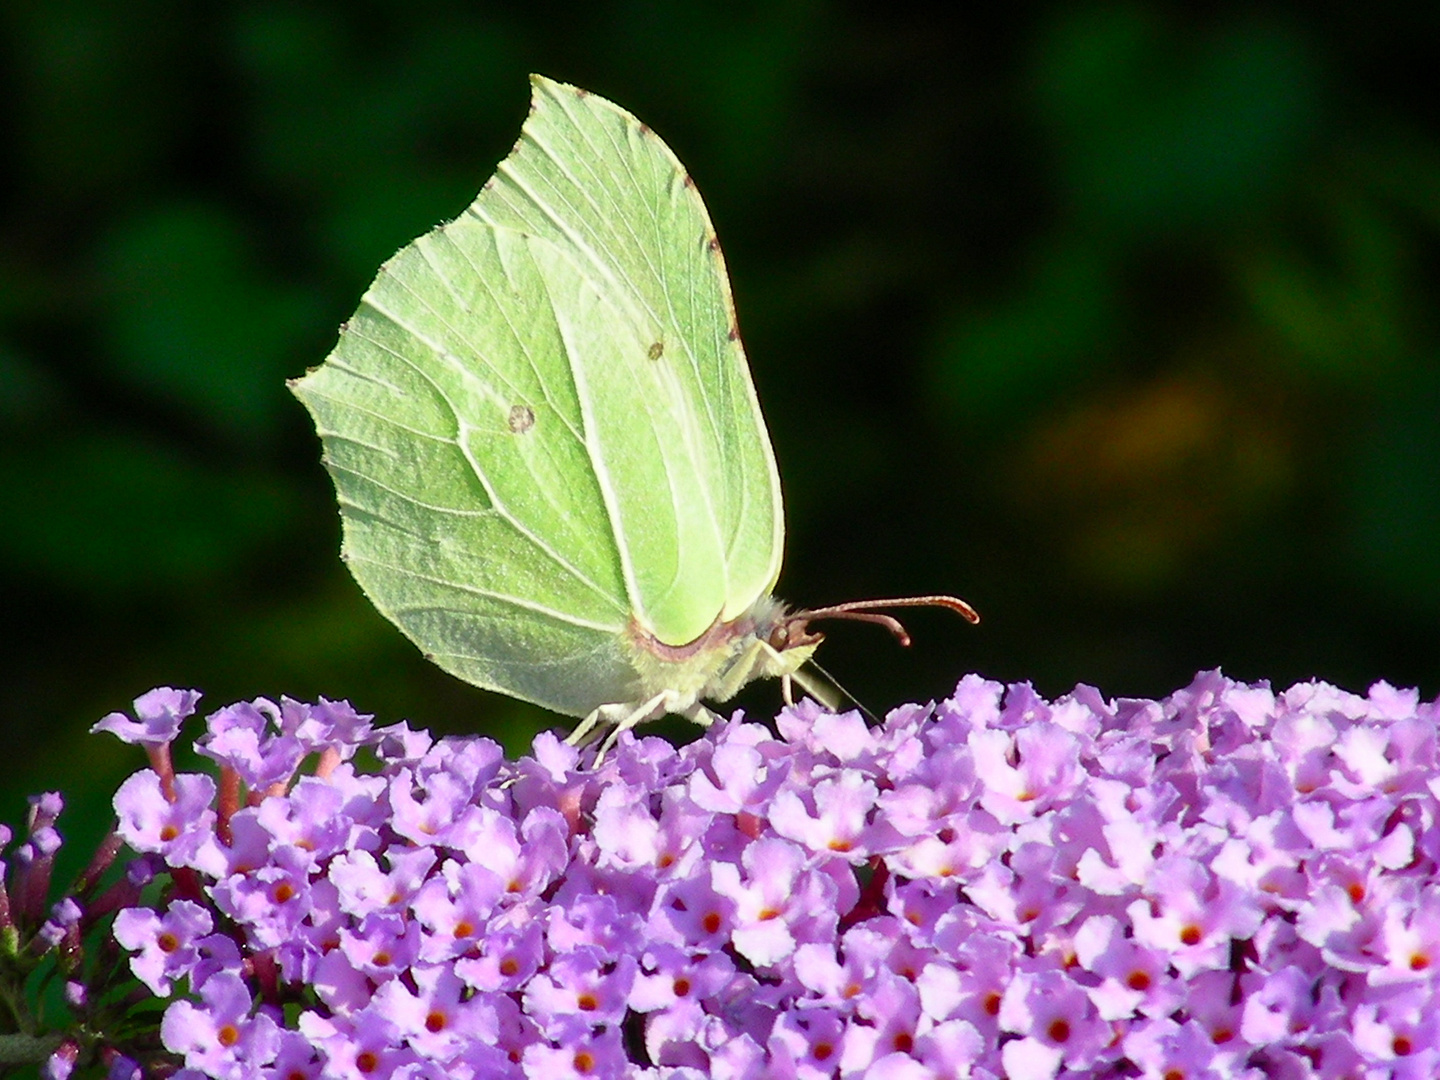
[[196, 699, 305, 791], [276, 696, 374, 755], [686, 724, 787, 815], [113, 900, 214, 996], [630, 943, 735, 1014], [210, 844, 315, 949], [328, 847, 436, 918], [770, 1005, 849, 1076], [250, 776, 360, 862], [371, 963, 500, 1060], [1129, 856, 1266, 977], [523, 947, 637, 1034], [1372, 883, 1440, 986], [36, 896, 81, 951], [1074, 913, 1183, 1020], [999, 968, 1112, 1076], [1122, 1017, 1230, 1080], [520, 1019, 627, 1080], [546, 892, 645, 956], [971, 723, 1085, 823], [92, 688, 201, 746], [263, 1031, 323, 1080], [411, 861, 504, 963], [647, 873, 736, 951], [711, 837, 812, 966], [453, 913, 544, 993], [41, 1040, 79, 1080], [104, 1053, 144, 1080], [838, 968, 926, 1072], [770, 770, 888, 859], [298, 1008, 417, 1080], [113, 771, 224, 876], [1351, 987, 1440, 1071], [590, 783, 667, 870], [161, 971, 281, 1075]]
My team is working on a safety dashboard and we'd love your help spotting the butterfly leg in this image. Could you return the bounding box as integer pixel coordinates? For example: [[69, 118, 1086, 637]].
[[567, 690, 680, 762], [565, 706, 611, 750], [680, 701, 721, 727]]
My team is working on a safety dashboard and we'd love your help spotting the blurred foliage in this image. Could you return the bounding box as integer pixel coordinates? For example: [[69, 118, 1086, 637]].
[[2, 2, 1438, 841]]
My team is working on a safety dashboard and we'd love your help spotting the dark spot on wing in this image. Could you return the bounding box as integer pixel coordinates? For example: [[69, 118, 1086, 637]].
[[728, 324, 740, 342], [706, 235, 720, 253], [647, 341, 664, 361], [508, 404, 536, 434], [683, 174, 695, 188], [639, 123, 651, 136]]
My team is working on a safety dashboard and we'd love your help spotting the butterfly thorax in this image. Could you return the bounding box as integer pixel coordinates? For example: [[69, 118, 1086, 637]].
[[624, 595, 819, 710]]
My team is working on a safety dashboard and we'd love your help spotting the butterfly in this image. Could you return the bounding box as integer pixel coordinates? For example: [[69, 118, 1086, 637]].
[[291, 75, 977, 749]]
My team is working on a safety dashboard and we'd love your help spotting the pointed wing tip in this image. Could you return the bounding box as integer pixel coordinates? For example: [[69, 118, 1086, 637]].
[[288, 370, 315, 399], [288, 357, 335, 400], [527, 74, 618, 116], [528, 73, 582, 103]]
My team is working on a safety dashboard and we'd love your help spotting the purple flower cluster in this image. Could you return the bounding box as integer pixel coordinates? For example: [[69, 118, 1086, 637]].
[[98, 671, 1440, 1079], [0, 784, 143, 1078]]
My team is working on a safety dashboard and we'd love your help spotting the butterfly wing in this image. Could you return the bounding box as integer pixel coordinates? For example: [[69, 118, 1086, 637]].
[[291, 76, 784, 717], [471, 76, 784, 647]]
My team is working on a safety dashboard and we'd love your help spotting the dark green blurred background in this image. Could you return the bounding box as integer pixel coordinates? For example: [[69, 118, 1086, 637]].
[[3, 3, 1438, 829]]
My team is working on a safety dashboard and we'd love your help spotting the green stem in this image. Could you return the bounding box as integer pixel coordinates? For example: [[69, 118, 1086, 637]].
[[0, 974, 30, 1033], [0, 1031, 62, 1066]]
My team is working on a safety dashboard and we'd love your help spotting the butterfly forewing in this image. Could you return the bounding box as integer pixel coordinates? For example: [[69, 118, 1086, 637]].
[[468, 76, 784, 646]]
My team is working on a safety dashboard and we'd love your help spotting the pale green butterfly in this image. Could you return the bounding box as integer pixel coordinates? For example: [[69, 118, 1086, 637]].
[[291, 75, 977, 749]]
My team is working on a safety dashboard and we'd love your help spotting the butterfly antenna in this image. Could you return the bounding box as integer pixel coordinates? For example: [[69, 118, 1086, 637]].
[[782, 594, 978, 724], [798, 594, 980, 646]]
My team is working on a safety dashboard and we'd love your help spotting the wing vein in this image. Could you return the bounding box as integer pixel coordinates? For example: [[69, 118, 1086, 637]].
[[346, 554, 623, 633], [341, 297, 625, 607]]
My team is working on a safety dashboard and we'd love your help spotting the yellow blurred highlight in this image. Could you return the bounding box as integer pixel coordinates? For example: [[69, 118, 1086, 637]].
[[1014, 364, 1292, 592]]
